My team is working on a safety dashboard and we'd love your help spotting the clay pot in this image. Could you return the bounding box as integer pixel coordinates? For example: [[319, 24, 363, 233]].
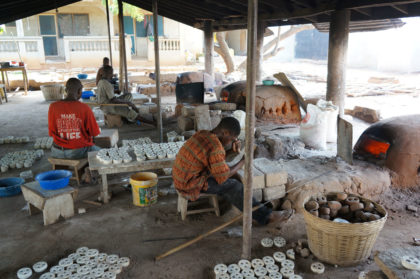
[[338, 205, 350, 215], [309, 209, 319, 217], [345, 196, 360, 206], [354, 210, 364, 219], [300, 248, 310, 258], [305, 201, 319, 211], [315, 196, 327, 205], [350, 202, 364, 212], [319, 207, 331, 215], [361, 212, 372, 222], [368, 214, 381, 221], [328, 201, 342, 211], [281, 200, 292, 210], [330, 209, 338, 218], [336, 192, 348, 201], [364, 201, 375, 212], [298, 239, 308, 249], [320, 214, 330, 220]]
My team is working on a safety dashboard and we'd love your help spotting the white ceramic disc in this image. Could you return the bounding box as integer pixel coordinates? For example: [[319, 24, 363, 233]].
[[50, 265, 64, 274], [358, 271, 368, 279], [261, 238, 274, 248], [69, 274, 80, 279], [266, 264, 279, 274], [311, 262, 325, 274], [108, 264, 121, 274], [401, 256, 420, 271], [238, 260, 251, 270], [66, 263, 80, 273], [97, 263, 109, 271], [76, 256, 89, 265], [241, 268, 254, 277], [228, 264, 241, 274], [17, 267, 32, 279], [80, 276, 94, 279], [263, 256, 275, 266], [40, 272, 55, 279], [87, 249, 99, 258], [33, 261, 48, 273], [106, 255, 119, 264], [214, 264, 228, 275], [251, 258, 264, 268], [282, 260, 295, 270], [230, 273, 244, 279], [91, 267, 105, 278], [254, 266, 268, 277], [59, 258, 73, 267], [286, 249, 295, 260], [280, 267, 294, 278], [68, 253, 79, 261], [117, 257, 130, 267], [96, 253, 107, 262], [273, 252, 286, 263], [273, 237, 286, 248], [216, 273, 230, 279], [76, 247, 89, 255], [77, 265, 91, 275], [268, 272, 282, 279], [103, 271, 116, 279], [289, 275, 302, 279], [61, 270, 72, 278]]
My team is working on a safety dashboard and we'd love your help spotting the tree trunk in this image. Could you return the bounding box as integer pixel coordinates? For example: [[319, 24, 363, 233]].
[[214, 32, 235, 74]]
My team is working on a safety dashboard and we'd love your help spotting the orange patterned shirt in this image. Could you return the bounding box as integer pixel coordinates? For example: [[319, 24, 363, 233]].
[[173, 131, 230, 201]]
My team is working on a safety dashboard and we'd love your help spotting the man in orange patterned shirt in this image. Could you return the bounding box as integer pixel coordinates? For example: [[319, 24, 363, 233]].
[[173, 117, 293, 225]]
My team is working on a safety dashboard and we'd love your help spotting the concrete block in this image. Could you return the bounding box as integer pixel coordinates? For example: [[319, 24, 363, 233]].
[[194, 105, 212, 131], [263, 185, 286, 201], [253, 189, 263, 202], [253, 158, 288, 187], [209, 110, 221, 117], [237, 166, 265, 189], [211, 115, 222, 129], [182, 105, 196, 117], [177, 116, 194, 132], [209, 102, 237, 111], [104, 114, 123, 128]]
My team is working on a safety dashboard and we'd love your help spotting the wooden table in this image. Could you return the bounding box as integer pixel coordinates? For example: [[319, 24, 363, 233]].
[[0, 67, 29, 95], [88, 151, 174, 203], [21, 182, 78, 225]]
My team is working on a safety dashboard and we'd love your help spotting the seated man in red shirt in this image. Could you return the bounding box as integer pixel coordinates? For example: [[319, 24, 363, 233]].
[[48, 78, 101, 159]]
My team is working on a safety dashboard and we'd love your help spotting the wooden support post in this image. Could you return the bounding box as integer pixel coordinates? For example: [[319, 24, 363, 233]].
[[117, 0, 125, 92], [242, 0, 258, 260], [256, 20, 265, 82], [153, 0, 163, 142], [105, 0, 113, 66], [204, 21, 214, 78], [326, 9, 350, 116]]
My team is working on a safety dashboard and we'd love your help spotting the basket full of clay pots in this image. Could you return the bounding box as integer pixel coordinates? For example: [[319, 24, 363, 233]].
[[302, 192, 387, 266]]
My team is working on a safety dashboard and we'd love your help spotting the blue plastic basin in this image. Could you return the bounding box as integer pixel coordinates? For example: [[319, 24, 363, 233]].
[[77, 73, 88, 80], [82, 90, 94, 99], [36, 170, 72, 190], [0, 177, 24, 197]]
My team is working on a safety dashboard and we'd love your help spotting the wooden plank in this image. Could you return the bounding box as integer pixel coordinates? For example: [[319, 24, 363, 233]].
[[48, 158, 88, 168], [374, 247, 420, 279], [153, 0, 163, 143], [105, 0, 113, 66], [22, 182, 76, 199], [337, 117, 353, 165], [242, 0, 258, 260], [204, 21, 214, 78]]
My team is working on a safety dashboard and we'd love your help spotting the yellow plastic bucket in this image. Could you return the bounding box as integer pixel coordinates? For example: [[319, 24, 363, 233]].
[[130, 172, 158, 207]]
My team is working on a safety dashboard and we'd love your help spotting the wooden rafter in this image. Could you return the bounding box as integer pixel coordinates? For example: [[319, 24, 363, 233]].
[[391, 4, 409, 13]]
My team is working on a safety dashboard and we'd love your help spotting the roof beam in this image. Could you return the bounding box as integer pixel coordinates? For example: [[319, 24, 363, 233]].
[[353, 7, 372, 16], [205, 0, 247, 14], [339, 0, 420, 9], [391, 4, 409, 13]]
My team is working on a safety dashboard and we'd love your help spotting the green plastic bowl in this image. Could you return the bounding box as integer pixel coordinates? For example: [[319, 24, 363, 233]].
[[262, 80, 274, 86]]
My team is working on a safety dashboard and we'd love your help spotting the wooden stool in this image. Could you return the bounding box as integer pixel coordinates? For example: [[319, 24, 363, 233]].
[[48, 158, 88, 186], [21, 181, 78, 226], [104, 114, 123, 128], [177, 192, 220, 220]]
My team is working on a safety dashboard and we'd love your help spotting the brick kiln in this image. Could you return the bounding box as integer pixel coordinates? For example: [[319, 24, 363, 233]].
[[353, 115, 420, 188], [220, 81, 302, 124]]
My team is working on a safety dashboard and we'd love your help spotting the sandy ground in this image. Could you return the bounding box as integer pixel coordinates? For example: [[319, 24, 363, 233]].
[[1, 62, 420, 278]]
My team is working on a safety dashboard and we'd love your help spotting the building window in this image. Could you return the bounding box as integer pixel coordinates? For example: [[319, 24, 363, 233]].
[[5, 21, 17, 27], [57, 14, 89, 37]]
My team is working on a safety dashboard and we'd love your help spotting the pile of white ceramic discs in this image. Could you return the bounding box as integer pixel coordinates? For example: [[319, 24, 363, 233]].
[[0, 136, 30, 144], [0, 150, 44, 173], [166, 131, 184, 142], [17, 247, 130, 279], [133, 142, 184, 161], [121, 137, 152, 148], [96, 147, 132, 165], [34, 137, 54, 149]]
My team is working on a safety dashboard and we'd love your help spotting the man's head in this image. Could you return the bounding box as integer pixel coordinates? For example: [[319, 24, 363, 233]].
[[102, 65, 114, 80], [213, 117, 241, 147], [103, 57, 110, 66], [65, 78, 83, 100]]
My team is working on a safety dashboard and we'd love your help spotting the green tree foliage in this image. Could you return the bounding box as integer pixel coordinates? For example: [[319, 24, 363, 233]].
[[102, 0, 144, 22]]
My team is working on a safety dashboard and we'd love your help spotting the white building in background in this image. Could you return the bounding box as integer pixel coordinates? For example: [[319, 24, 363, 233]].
[[0, 0, 203, 70]]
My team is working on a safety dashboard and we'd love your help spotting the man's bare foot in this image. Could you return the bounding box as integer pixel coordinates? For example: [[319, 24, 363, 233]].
[[268, 209, 294, 225]]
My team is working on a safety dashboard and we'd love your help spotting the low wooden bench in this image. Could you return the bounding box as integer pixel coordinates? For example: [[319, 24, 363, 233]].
[[48, 158, 88, 186], [177, 192, 220, 221], [21, 182, 78, 226]]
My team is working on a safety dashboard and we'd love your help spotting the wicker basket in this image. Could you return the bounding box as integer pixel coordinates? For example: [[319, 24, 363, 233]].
[[302, 193, 387, 266], [41, 84, 65, 101]]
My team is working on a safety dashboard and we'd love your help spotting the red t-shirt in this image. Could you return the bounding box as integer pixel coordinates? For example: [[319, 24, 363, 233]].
[[48, 101, 101, 149]]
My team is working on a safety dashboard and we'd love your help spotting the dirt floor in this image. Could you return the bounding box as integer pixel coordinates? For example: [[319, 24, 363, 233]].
[[1, 62, 420, 278]]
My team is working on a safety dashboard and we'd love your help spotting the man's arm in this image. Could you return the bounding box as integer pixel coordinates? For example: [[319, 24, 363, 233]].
[[228, 157, 245, 178], [109, 96, 139, 113]]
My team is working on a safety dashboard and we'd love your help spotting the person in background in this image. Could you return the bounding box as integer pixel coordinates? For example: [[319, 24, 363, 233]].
[[96, 65, 155, 126], [96, 57, 110, 85], [173, 117, 294, 225]]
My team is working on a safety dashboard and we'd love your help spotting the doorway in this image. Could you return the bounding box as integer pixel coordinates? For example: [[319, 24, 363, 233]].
[[39, 15, 58, 56]]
